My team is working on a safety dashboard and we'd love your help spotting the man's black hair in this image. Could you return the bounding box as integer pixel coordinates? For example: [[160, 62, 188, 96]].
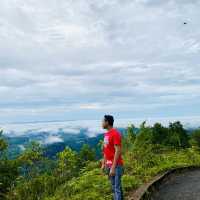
[[104, 115, 114, 126]]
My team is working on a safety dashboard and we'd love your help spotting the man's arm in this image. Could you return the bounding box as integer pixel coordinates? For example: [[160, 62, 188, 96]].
[[101, 155, 106, 169], [109, 145, 121, 176]]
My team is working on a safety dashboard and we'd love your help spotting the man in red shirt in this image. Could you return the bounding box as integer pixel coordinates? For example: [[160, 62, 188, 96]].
[[101, 115, 123, 200]]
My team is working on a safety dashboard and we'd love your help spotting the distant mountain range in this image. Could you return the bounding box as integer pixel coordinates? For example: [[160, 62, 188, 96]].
[[1, 117, 199, 158], [0, 120, 126, 158], [4, 130, 103, 159]]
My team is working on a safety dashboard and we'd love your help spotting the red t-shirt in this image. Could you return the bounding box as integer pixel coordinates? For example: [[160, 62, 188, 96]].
[[103, 128, 123, 167]]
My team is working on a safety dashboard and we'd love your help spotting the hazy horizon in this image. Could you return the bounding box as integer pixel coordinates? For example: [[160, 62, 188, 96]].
[[1, 115, 200, 137]]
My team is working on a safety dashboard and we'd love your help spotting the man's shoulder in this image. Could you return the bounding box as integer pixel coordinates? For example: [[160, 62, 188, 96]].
[[112, 128, 121, 136]]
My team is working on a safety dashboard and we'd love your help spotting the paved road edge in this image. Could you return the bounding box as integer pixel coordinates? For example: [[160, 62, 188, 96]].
[[127, 165, 200, 200]]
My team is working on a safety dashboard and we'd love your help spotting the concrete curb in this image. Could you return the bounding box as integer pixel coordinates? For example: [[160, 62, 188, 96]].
[[128, 165, 200, 200]]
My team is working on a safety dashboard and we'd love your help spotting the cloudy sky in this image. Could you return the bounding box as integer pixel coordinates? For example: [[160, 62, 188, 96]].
[[0, 0, 200, 123]]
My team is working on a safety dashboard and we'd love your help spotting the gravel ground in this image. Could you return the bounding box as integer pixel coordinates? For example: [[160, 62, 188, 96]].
[[151, 169, 200, 200]]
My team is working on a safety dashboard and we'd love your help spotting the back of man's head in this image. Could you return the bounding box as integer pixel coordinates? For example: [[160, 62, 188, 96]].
[[104, 115, 114, 126]]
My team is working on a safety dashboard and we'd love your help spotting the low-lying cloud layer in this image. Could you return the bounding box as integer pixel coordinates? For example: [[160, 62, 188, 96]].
[[2, 116, 200, 137], [0, 0, 200, 122]]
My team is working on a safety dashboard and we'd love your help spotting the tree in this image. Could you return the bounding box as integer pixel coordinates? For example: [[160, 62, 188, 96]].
[[0, 160, 19, 199], [152, 123, 168, 145], [79, 144, 96, 164], [18, 141, 44, 179], [122, 124, 136, 152], [190, 129, 200, 149], [168, 121, 189, 148], [134, 121, 154, 149], [127, 124, 136, 144], [0, 129, 8, 156], [0, 130, 19, 199], [57, 147, 78, 179]]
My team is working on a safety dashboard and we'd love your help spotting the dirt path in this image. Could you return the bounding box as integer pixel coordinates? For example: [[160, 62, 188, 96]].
[[151, 169, 200, 200]]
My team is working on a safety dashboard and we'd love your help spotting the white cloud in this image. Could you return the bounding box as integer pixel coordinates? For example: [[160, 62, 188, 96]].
[[42, 135, 63, 145], [0, 0, 200, 122], [1, 117, 200, 140], [18, 144, 25, 151]]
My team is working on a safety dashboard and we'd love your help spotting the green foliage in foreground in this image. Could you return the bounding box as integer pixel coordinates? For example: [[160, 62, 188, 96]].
[[1, 122, 200, 200], [43, 147, 200, 200]]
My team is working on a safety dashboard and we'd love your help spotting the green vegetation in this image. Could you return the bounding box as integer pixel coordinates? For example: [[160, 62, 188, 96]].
[[1, 122, 200, 200]]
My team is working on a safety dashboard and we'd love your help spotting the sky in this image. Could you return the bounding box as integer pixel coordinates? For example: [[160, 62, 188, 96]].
[[0, 0, 200, 123]]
